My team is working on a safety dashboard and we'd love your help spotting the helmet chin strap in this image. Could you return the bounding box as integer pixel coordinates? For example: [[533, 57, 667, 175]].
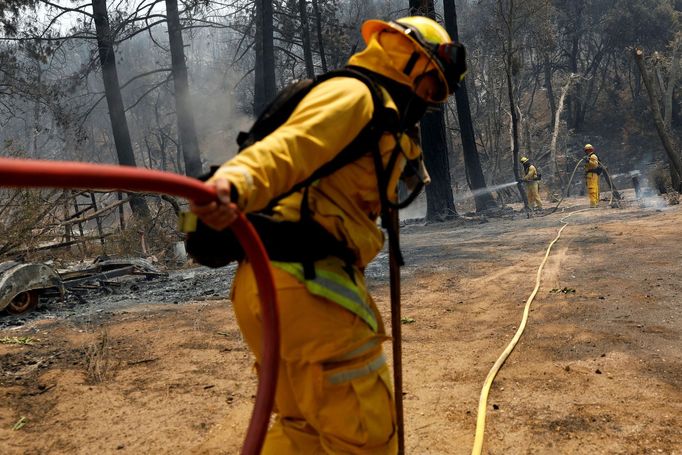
[[403, 51, 420, 76], [398, 50, 443, 131]]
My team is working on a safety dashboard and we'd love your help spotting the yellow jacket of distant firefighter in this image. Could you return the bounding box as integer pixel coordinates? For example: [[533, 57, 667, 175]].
[[584, 147, 600, 207]]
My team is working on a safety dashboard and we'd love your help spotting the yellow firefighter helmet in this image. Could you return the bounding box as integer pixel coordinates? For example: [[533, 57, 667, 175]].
[[361, 16, 467, 100]]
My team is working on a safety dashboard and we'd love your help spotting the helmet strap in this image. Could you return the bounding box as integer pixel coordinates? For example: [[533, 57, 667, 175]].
[[403, 51, 420, 76]]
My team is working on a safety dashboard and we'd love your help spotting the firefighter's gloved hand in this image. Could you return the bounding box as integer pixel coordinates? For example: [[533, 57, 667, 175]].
[[190, 178, 239, 230]]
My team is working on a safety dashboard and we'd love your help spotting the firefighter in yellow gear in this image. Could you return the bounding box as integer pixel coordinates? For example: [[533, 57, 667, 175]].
[[584, 144, 600, 207], [191, 16, 465, 454], [520, 156, 542, 209]]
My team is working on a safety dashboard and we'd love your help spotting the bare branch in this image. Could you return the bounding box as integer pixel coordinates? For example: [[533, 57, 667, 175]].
[[124, 75, 172, 112], [78, 68, 172, 125]]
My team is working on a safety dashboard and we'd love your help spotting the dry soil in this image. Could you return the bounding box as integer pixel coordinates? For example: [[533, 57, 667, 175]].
[[1, 194, 680, 454]]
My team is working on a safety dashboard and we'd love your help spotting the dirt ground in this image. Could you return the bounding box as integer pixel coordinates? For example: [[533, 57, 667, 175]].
[[1, 192, 680, 454]]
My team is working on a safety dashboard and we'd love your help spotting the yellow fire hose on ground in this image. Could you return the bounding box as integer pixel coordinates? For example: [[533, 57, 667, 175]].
[[471, 208, 589, 455]]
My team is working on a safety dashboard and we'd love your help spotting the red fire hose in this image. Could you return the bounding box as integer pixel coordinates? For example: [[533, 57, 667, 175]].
[[0, 158, 279, 455]]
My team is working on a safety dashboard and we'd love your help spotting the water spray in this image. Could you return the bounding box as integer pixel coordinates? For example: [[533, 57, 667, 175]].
[[459, 181, 518, 201]]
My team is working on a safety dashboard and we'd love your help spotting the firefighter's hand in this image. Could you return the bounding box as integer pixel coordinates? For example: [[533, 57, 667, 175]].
[[190, 178, 239, 230]]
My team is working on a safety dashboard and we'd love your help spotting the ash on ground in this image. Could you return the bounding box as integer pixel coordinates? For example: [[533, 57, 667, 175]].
[[0, 265, 238, 330]]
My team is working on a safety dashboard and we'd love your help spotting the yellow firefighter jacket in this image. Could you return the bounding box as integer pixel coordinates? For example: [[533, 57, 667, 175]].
[[210, 49, 422, 268], [209, 34, 425, 330], [523, 164, 538, 182], [585, 152, 600, 174]]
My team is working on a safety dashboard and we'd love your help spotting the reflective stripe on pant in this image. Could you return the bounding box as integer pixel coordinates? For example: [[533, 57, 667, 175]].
[[272, 258, 378, 332], [525, 181, 542, 208], [586, 173, 600, 207], [232, 262, 397, 454]]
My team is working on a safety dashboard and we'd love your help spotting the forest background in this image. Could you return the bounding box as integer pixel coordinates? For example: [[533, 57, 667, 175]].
[[0, 0, 680, 262]]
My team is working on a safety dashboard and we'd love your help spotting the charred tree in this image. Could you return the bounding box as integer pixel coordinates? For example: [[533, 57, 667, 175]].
[[543, 53, 556, 123], [298, 0, 315, 78], [565, 1, 585, 131], [443, 0, 496, 212], [421, 111, 457, 220], [549, 74, 578, 182], [635, 48, 682, 191], [92, 0, 150, 218], [501, 0, 529, 209], [410, 0, 457, 220], [165, 0, 203, 178], [507, 70, 528, 208], [254, 0, 277, 115], [311, 0, 328, 73]]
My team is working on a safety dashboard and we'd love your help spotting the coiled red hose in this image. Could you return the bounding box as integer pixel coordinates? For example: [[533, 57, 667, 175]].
[[0, 158, 279, 455]]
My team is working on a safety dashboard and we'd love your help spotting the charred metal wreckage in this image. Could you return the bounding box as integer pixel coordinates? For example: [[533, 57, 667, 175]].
[[0, 258, 166, 315]]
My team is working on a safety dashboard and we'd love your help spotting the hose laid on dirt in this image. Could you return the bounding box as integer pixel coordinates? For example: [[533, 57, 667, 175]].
[[471, 209, 588, 455], [544, 158, 585, 215], [0, 158, 279, 455]]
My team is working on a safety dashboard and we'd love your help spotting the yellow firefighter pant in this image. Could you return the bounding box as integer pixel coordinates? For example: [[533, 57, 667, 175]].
[[525, 181, 542, 209], [586, 173, 600, 207], [231, 262, 397, 455]]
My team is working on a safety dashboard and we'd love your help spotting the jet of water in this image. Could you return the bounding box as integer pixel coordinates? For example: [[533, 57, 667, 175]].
[[609, 170, 641, 179], [459, 181, 518, 200]]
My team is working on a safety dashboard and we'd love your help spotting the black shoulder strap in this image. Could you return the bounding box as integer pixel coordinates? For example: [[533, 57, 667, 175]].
[[264, 67, 394, 209], [237, 78, 317, 151]]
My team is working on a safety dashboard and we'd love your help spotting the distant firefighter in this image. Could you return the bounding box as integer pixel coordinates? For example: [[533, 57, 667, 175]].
[[520, 156, 542, 209], [583, 144, 602, 207]]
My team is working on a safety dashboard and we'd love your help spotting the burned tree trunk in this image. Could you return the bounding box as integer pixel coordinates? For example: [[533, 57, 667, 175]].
[[443, 0, 496, 212], [543, 53, 556, 123], [254, 0, 277, 115], [311, 0, 328, 73], [297, 0, 315, 78], [410, 0, 457, 221], [634, 48, 682, 191], [502, 0, 528, 209], [92, 0, 150, 218], [550, 74, 577, 182], [165, 0, 203, 178], [508, 67, 528, 209], [421, 111, 457, 220]]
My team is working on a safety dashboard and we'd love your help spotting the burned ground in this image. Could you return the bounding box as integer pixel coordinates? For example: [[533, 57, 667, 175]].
[[1, 192, 680, 454]]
